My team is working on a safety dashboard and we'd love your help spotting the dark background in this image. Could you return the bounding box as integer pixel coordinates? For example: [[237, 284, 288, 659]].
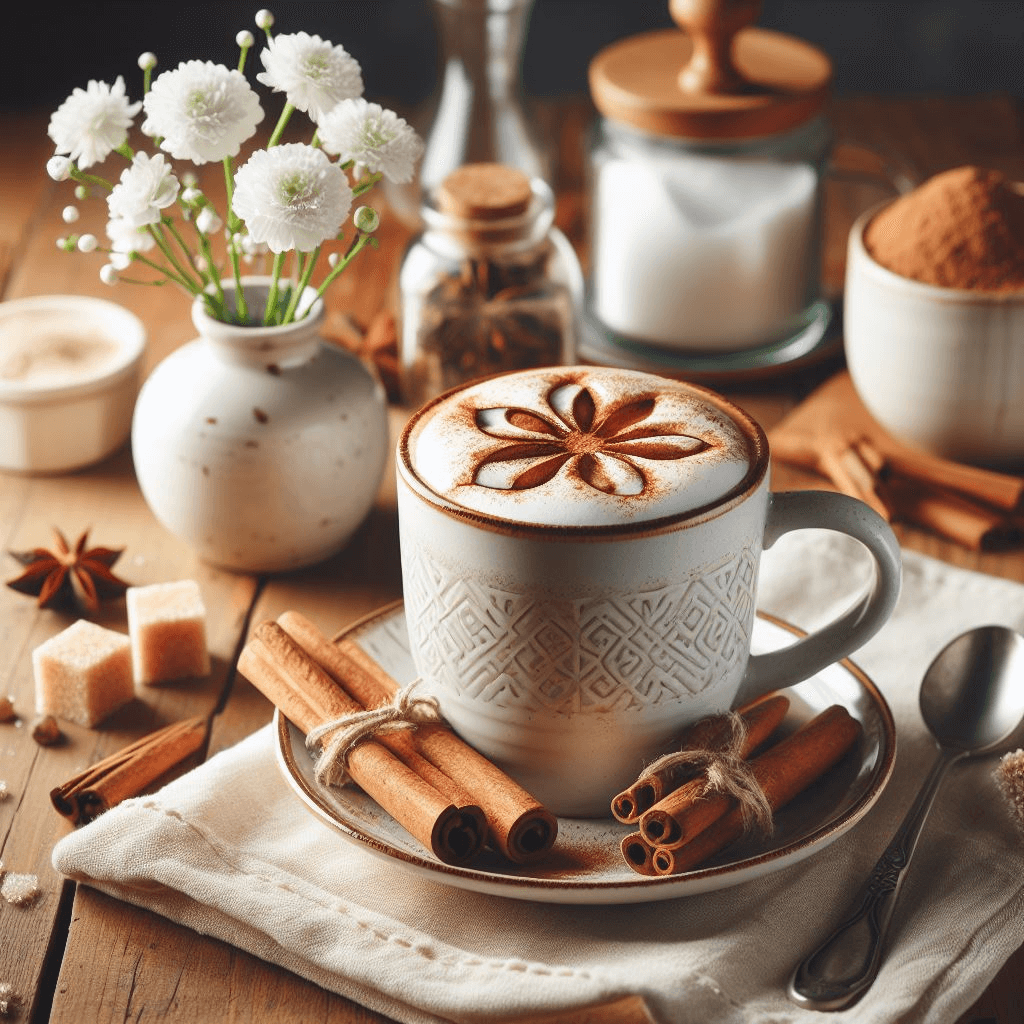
[[5, 1, 1024, 112]]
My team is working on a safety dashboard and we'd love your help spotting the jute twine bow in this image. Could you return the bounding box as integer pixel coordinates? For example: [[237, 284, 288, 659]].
[[305, 680, 441, 788], [641, 711, 774, 835]]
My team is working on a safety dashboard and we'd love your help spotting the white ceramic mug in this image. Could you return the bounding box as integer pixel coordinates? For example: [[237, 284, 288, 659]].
[[397, 367, 901, 816]]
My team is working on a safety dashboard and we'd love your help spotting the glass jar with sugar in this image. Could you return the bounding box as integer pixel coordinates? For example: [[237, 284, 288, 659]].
[[585, 0, 844, 365]]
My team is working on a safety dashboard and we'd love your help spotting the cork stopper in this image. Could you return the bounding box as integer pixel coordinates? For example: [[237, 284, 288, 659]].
[[436, 164, 534, 221], [589, 0, 832, 140]]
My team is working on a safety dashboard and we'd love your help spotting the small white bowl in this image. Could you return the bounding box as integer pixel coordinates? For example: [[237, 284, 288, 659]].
[[0, 295, 146, 474], [844, 201, 1024, 468]]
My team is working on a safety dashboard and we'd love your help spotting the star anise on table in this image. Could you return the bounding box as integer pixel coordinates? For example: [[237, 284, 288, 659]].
[[6, 528, 130, 613]]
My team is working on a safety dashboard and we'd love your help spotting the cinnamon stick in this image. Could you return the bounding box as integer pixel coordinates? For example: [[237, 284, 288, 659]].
[[238, 622, 487, 866], [277, 610, 558, 864], [647, 704, 862, 875], [51, 716, 208, 824], [611, 694, 790, 824], [620, 832, 657, 876]]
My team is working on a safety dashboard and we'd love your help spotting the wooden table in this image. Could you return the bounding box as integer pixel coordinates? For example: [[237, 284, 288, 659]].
[[2, 96, 1023, 1024]]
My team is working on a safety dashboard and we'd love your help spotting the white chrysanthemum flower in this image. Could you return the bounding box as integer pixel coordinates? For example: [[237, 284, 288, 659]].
[[48, 77, 141, 169], [232, 143, 352, 253], [108, 152, 180, 229], [142, 60, 263, 164], [106, 215, 157, 254], [256, 32, 363, 122], [318, 99, 423, 184]]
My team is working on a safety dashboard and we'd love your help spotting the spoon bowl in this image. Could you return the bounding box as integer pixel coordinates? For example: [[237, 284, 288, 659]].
[[920, 625, 1024, 753], [789, 624, 1024, 1012]]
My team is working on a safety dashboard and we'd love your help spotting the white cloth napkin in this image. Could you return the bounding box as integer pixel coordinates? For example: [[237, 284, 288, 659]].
[[53, 533, 1024, 1024]]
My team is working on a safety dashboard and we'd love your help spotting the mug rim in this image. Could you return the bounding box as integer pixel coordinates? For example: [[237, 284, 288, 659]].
[[397, 367, 771, 541]]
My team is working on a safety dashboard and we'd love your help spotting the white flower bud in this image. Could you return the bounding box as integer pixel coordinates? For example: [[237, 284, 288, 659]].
[[180, 187, 203, 206], [77, 234, 99, 253], [47, 156, 73, 181], [195, 207, 223, 235], [327, 252, 340, 268], [195, 255, 209, 273], [62, 205, 80, 224], [55, 237, 69, 251], [181, 171, 198, 188], [236, 30, 255, 48], [99, 264, 120, 285], [353, 205, 380, 233], [255, 9, 274, 29], [110, 252, 132, 270], [74, 185, 88, 200], [138, 52, 157, 71]]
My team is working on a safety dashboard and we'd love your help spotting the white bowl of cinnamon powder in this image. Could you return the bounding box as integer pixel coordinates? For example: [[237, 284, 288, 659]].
[[844, 166, 1024, 468], [0, 295, 146, 473]]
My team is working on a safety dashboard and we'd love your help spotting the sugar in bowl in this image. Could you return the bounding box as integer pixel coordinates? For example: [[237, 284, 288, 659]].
[[586, 0, 837, 360]]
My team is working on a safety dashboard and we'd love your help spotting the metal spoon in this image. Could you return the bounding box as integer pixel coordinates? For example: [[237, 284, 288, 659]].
[[789, 624, 1024, 1012]]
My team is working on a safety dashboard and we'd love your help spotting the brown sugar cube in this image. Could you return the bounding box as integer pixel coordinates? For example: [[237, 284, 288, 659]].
[[127, 580, 211, 685], [32, 620, 134, 727]]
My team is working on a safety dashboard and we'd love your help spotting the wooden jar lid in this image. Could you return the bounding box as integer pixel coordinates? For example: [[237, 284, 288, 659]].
[[589, 0, 832, 141], [436, 164, 534, 221]]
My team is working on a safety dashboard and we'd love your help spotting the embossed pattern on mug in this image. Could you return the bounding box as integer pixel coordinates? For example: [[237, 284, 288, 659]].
[[404, 543, 758, 713]]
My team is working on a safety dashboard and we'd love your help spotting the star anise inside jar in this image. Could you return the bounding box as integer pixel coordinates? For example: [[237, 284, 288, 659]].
[[412, 247, 570, 400], [6, 528, 130, 613]]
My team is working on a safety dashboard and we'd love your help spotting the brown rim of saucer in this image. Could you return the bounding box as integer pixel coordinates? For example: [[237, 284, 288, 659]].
[[397, 367, 771, 541]]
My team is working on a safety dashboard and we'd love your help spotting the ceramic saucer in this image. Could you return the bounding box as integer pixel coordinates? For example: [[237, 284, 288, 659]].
[[275, 602, 895, 905]]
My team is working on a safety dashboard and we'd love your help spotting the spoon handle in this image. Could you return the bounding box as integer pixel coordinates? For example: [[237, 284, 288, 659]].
[[788, 748, 957, 1011]]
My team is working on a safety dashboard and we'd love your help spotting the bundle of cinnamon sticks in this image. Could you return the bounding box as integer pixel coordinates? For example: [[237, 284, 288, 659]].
[[615, 697, 862, 876], [769, 371, 1024, 550], [237, 612, 557, 867]]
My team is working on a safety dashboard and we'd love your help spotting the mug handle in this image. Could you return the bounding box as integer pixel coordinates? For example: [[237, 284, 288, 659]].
[[736, 490, 902, 705]]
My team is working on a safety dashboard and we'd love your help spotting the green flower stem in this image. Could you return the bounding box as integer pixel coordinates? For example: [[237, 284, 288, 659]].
[[264, 251, 287, 326], [315, 232, 372, 299], [68, 167, 112, 192], [282, 249, 319, 323], [267, 102, 295, 148], [168, 217, 208, 283], [195, 232, 226, 310], [147, 222, 204, 294], [129, 251, 200, 295], [114, 141, 135, 161], [221, 157, 248, 322], [352, 172, 383, 198]]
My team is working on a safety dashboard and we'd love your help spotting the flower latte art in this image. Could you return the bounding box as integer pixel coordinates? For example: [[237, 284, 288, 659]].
[[473, 383, 712, 496], [403, 367, 760, 529]]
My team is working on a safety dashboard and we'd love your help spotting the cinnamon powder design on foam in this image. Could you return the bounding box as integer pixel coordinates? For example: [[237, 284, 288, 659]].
[[864, 165, 1024, 292]]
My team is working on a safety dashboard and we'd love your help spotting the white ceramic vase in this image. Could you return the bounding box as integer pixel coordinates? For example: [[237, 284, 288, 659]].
[[132, 278, 388, 573]]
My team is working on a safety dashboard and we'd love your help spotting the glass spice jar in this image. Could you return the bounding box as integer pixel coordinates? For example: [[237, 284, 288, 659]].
[[397, 163, 582, 407]]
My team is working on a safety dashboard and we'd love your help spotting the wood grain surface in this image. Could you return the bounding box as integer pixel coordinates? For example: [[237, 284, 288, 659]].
[[1, 96, 1021, 1024]]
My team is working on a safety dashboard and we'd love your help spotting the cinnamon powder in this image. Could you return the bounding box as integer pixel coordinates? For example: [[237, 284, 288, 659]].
[[864, 165, 1024, 292]]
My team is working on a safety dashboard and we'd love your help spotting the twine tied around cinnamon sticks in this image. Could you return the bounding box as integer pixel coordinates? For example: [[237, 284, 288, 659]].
[[635, 711, 775, 837], [305, 680, 442, 788]]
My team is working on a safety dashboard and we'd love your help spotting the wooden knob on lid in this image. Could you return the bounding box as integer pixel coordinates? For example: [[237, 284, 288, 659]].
[[588, 0, 831, 140], [671, 0, 760, 95]]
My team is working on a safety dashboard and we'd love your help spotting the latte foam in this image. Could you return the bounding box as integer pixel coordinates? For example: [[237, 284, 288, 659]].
[[400, 367, 765, 529]]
